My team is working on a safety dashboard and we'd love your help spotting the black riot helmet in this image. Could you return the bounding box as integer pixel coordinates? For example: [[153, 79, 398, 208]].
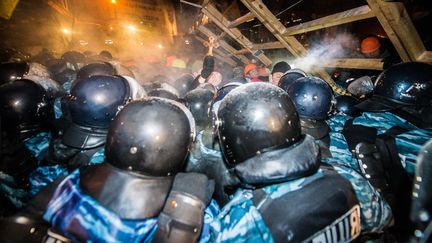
[[198, 82, 217, 93], [68, 75, 131, 129], [184, 88, 214, 128], [0, 79, 52, 138], [99, 50, 113, 60], [210, 82, 242, 118], [148, 88, 179, 100], [286, 76, 334, 121], [61, 51, 85, 64], [334, 95, 361, 117], [105, 98, 195, 176], [0, 62, 29, 85], [278, 68, 307, 91], [172, 73, 199, 98], [217, 82, 301, 165], [357, 62, 432, 111], [75, 62, 116, 83]]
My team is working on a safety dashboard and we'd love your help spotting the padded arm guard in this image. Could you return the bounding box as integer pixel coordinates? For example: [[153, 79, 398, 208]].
[[354, 142, 389, 193], [153, 173, 214, 243]]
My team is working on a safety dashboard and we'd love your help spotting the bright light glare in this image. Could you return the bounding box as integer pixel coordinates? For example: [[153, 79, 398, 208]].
[[127, 25, 136, 32], [62, 28, 71, 35], [111, 0, 117, 4], [157, 43, 163, 49]]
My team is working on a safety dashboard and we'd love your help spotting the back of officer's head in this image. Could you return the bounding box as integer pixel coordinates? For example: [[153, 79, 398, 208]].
[[105, 97, 195, 177], [68, 75, 131, 129], [356, 62, 432, 127], [0, 79, 52, 139], [285, 76, 334, 121], [216, 82, 301, 166]]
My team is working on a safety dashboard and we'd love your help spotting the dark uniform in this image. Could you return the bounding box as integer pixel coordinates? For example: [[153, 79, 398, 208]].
[[209, 83, 361, 242]]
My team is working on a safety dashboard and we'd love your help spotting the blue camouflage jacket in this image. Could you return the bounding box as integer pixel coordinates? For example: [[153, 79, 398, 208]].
[[0, 132, 51, 208], [208, 167, 362, 242], [29, 148, 105, 196], [326, 114, 393, 233], [43, 169, 219, 243], [352, 112, 432, 175]]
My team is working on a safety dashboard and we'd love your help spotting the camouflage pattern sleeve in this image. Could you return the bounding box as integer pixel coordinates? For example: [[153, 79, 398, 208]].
[[326, 115, 360, 171], [208, 189, 273, 243], [331, 164, 393, 233]]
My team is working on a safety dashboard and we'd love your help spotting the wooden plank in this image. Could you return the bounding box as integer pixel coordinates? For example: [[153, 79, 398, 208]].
[[198, 25, 250, 64], [239, 0, 301, 57], [233, 49, 250, 55], [195, 36, 237, 66], [202, 4, 272, 66], [283, 5, 375, 36], [241, 0, 349, 95], [367, 0, 426, 62], [253, 41, 284, 50], [227, 12, 255, 28], [315, 58, 384, 70], [417, 51, 432, 64], [233, 41, 284, 55]]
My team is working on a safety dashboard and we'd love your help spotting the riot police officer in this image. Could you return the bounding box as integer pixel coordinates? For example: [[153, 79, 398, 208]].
[[285, 76, 334, 158], [184, 87, 232, 205], [0, 98, 218, 242], [44, 98, 216, 242], [342, 62, 432, 239], [29, 75, 136, 196], [0, 79, 55, 213], [209, 83, 361, 242]]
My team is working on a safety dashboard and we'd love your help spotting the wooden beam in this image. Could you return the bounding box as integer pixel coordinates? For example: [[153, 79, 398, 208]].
[[253, 41, 284, 50], [367, 0, 426, 62], [233, 49, 250, 55], [233, 41, 284, 55], [417, 51, 432, 64], [195, 36, 238, 66], [314, 58, 384, 70], [284, 5, 375, 36], [227, 12, 255, 28], [202, 4, 272, 66], [240, 0, 349, 95], [198, 25, 250, 64]]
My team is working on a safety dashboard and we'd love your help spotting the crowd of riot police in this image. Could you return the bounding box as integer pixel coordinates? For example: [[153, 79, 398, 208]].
[[0, 48, 431, 242]]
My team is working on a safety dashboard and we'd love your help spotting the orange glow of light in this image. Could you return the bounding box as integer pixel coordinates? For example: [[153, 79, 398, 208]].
[[111, 0, 117, 4], [62, 28, 71, 35], [127, 25, 137, 32]]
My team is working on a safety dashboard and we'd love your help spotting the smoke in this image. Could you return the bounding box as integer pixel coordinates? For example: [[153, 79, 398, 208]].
[[291, 33, 359, 72]]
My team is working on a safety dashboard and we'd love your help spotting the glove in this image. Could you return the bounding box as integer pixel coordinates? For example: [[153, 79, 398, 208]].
[[342, 120, 377, 152], [201, 56, 215, 79]]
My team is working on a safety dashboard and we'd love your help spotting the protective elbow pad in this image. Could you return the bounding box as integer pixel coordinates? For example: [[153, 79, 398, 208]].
[[0, 214, 50, 243], [355, 142, 389, 193], [153, 173, 212, 243]]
